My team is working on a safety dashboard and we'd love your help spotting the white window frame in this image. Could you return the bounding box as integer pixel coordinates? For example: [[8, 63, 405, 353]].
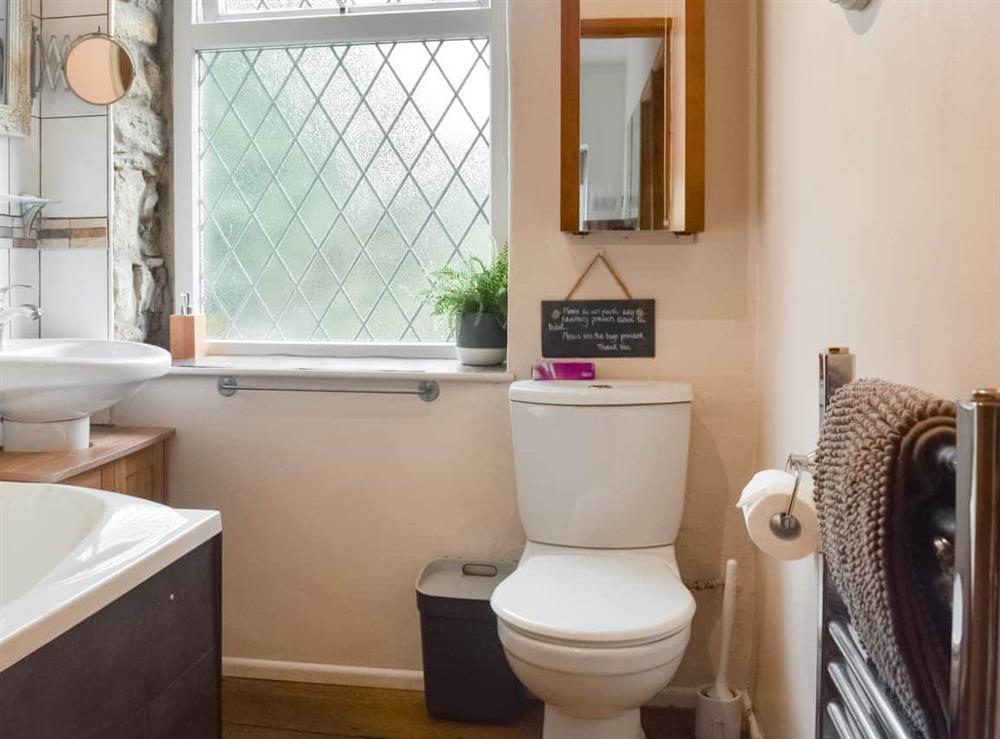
[[200, 0, 491, 23], [173, 0, 508, 358]]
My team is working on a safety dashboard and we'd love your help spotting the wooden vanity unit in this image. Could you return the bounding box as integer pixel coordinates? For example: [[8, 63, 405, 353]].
[[0, 426, 174, 502]]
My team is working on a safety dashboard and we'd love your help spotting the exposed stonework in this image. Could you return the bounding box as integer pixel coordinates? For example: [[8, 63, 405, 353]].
[[113, 0, 172, 346]]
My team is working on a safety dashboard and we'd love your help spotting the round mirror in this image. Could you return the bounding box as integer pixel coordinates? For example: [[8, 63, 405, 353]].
[[64, 33, 135, 106]]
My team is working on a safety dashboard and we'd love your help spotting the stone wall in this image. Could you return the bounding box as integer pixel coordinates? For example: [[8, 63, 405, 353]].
[[113, 0, 172, 346]]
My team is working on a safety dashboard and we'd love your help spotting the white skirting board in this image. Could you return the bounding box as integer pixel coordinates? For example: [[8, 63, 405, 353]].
[[223, 657, 691, 704], [221, 657, 762, 726]]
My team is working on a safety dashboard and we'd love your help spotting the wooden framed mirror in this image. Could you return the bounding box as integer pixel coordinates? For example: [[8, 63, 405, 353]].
[[561, 0, 704, 235], [0, 0, 31, 137]]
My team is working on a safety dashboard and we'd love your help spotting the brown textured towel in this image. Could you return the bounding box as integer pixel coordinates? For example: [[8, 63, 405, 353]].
[[815, 378, 955, 739]]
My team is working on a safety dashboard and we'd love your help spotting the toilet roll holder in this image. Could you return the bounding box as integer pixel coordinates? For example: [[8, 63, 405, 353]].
[[770, 348, 856, 542], [768, 451, 817, 540]]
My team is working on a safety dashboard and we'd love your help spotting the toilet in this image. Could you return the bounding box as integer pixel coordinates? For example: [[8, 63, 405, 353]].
[[491, 379, 696, 739]]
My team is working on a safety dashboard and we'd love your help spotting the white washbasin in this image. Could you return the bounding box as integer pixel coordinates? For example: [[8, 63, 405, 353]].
[[0, 339, 171, 451]]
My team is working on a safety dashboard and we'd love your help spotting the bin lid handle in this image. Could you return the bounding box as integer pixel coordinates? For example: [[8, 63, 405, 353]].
[[461, 563, 499, 578]]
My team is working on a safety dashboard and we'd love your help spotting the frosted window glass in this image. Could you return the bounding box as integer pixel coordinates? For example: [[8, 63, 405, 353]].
[[198, 38, 491, 342]]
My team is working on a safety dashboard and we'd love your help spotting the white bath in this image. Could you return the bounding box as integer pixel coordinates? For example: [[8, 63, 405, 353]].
[[0, 482, 221, 672]]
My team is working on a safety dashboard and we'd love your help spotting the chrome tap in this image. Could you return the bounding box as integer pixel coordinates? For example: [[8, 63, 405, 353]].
[[0, 284, 42, 350]]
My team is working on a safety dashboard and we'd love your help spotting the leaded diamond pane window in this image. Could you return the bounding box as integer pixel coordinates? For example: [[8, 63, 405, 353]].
[[198, 38, 491, 342]]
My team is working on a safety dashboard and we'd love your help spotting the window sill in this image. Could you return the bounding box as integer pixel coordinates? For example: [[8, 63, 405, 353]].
[[168, 355, 514, 383]]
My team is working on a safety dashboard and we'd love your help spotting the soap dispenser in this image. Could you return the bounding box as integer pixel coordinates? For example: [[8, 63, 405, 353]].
[[169, 292, 206, 360]]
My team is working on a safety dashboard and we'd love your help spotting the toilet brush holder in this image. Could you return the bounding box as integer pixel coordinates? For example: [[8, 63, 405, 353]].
[[695, 685, 743, 739]]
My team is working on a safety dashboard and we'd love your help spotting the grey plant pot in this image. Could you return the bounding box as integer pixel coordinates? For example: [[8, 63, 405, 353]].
[[456, 313, 507, 367]]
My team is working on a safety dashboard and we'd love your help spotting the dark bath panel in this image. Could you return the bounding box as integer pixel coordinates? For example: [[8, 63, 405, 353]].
[[0, 536, 222, 739]]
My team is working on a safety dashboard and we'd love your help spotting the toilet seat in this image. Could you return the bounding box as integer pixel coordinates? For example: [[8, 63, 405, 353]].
[[497, 618, 692, 678], [490, 552, 696, 648]]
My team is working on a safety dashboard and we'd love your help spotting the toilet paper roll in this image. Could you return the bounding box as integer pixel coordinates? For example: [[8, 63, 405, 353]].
[[737, 470, 819, 561]]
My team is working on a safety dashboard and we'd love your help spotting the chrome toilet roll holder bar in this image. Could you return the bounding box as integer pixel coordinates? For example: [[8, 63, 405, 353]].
[[771, 349, 856, 543], [768, 451, 817, 541]]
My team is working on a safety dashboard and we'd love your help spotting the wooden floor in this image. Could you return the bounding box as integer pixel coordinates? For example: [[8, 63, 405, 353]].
[[223, 678, 699, 739]]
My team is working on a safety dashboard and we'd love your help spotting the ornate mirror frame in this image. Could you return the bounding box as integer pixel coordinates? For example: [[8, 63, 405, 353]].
[[0, 0, 32, 138]]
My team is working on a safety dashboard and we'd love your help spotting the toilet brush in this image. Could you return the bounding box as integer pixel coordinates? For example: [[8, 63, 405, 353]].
[[713, 559, 737, 701], [695, 559, 742, 739]]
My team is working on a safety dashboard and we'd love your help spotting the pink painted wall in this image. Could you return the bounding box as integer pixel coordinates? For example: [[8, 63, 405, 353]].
[[754, 1, 1000, 736], [117, 0, 759, 693]]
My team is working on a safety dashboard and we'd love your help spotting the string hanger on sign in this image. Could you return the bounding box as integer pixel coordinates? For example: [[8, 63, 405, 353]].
[[563, 250, 633, 301]]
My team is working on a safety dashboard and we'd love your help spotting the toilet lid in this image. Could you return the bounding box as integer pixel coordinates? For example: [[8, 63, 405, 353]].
[[490, 554, 696, 647]]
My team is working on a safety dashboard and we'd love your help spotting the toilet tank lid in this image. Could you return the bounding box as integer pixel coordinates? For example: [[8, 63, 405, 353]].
[[509, 380, 692, 406]]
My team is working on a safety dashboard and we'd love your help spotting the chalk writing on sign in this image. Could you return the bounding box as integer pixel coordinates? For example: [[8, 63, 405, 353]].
[[541, 300, 655, 358]]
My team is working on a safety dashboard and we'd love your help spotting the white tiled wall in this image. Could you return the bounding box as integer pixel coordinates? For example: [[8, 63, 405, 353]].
[[40, 116, 109, 217], [39, 249, 108, 337], [43, 0, 107, 17], [0, 0, 112, 340], [0, 250, 41, 339], [9, 125, 42, 199], [0, 139, 10, 215]]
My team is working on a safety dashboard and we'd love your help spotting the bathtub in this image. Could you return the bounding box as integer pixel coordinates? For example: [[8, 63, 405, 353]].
[[0, 482, 222, 739]]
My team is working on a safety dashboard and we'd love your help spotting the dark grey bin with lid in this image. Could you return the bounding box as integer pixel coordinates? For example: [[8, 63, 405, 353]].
[[416, 558, 524, 723]]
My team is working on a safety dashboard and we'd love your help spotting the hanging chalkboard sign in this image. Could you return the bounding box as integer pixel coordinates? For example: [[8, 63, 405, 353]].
[[541, 299, 655, 358]]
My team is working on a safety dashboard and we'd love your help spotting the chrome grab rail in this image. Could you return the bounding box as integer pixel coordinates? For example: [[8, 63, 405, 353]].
[[216, 375, 441, 403]]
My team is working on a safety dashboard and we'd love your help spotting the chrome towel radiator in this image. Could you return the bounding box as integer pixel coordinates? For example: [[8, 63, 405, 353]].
[[950, 390, 1000, 739], [813, 349, 1000, 739]]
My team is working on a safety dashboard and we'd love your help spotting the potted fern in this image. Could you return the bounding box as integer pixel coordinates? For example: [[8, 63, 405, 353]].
[[425, 249, 508, 366]]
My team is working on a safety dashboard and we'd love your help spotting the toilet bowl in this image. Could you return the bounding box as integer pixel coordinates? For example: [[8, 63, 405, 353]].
[[498, 380, 695, 739], [491, 543, 695, 739], [499, 622, 690, 739]]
